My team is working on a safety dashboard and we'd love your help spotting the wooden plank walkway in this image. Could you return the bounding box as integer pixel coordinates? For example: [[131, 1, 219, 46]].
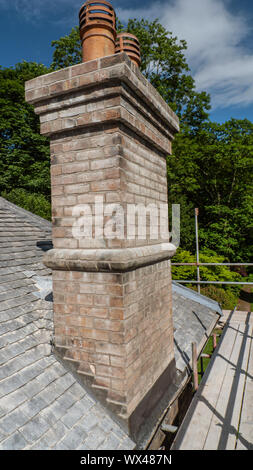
[[171, 310, 253, 450]]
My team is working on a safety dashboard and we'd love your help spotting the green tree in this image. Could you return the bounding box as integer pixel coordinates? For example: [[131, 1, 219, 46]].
[[1, 188, 51, 221], [124, 19, 210, 130], [168, 119, 253, 261], [0, 62, 51, 201], [51, 27, 81, 70], [172, 247, 241, 309], [172, 247, 241, 286]]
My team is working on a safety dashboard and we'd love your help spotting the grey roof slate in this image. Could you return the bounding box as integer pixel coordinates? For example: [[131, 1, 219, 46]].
[[0, 196, 222, 450], [0, 197, 135, 451], [172, 281, 222, 373], [172, 281, 223, 315]]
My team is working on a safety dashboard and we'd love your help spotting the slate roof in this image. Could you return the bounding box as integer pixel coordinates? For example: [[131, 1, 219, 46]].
[[0, 197, 135, 450], [172, 281, 222, 374], [0, 197, 222, 450]]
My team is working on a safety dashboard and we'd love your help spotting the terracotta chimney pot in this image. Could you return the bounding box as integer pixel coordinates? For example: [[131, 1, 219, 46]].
[[79, 0, 116, 62], [115, 32, 141, 67]]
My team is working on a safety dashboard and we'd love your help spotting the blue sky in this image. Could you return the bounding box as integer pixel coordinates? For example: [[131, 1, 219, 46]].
[[1, 0, 253, 123]]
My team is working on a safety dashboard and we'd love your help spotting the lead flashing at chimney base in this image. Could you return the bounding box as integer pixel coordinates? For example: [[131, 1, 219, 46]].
[[25, 53, 179, 445]]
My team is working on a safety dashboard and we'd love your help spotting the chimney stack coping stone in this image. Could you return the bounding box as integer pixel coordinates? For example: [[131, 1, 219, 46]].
[[25, 53, 179, 136]]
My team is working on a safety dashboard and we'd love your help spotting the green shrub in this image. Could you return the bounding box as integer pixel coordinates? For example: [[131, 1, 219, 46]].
[[2, 189, 51, 221], [195, 285, 238, 310], [172, 247, 241, 307]]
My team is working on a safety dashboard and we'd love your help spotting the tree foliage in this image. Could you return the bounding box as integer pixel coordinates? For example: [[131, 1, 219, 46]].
[[2, 188, 51, 221], [168, 119, 253, 262], [0, 62, 51, 197], [172, 247, 241, 286], [172, 247, 242, 309], [51, 27, 81, 70], [122, 19, 211, 130]]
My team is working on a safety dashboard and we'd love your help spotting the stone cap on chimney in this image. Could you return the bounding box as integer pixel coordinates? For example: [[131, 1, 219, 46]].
[[25, 52, 180, 140], [43, 243, 177, 273]]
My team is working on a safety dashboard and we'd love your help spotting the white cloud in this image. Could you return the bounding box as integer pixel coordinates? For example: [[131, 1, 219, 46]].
[[118, 0, 253, 110]]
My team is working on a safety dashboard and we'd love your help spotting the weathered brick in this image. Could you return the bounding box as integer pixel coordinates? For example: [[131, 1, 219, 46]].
[[93, 330, 110, 342], [79, 73, 95, 87], [71, 60, 98, 77], [64, 183, 90, 195], [62, 161, 89, 174], [90, 179, 121, 192], [79, 307, 108, 318], [98, 317, 123, 331]]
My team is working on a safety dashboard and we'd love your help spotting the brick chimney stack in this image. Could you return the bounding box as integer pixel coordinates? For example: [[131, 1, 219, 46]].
[[25, 3, 179, 444]]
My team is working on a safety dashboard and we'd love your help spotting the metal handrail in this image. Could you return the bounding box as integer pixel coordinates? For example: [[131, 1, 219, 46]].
[[173, 280, 253, 285], [172, 263, 253, 266]]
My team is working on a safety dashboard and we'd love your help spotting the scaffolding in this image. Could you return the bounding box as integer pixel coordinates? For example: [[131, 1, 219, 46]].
[[171, 208, 253, 290]]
